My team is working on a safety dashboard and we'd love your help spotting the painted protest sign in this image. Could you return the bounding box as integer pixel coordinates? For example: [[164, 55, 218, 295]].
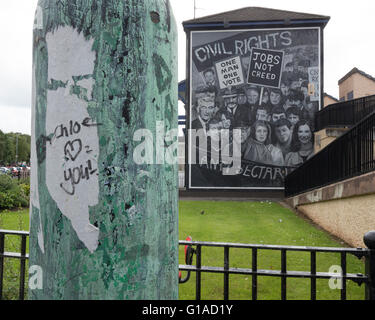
[[215, 56, 245, 89], [308, 66, 320, 102], [247, 48, 284, 88]]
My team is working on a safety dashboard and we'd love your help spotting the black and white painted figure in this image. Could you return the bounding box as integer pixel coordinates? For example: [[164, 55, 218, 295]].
[[245, 86, 260, 107], [203, 68, 216, 87], [261, 88, 271, 105], [285, 119, 314, 167], [232, 118, 252, 158], [254, 104, 271, 123], [206, 119, 223, 165], [273, 118, 293, 158], [270, 106, 287, 125], [215, 87, 251, 130], [253, 120, 284, 166], [269, 88, 283, 109], [287, 89, 305, 111], [280, 80, 291, 100], [192, 86, 217, 131], [243, 120, 283, 166], [286, 106, 301, 130]]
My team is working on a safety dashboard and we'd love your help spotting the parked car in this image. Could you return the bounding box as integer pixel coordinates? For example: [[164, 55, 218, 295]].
[[0, 167, 10, 174]]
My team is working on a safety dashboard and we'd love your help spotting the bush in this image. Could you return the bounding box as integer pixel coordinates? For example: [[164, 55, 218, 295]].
[[0, 175, 29, 210], [19, 184, 30, 198], [0, 191, 15, 209], [17, 176, 30, 186], [0, 174, 16, 193]]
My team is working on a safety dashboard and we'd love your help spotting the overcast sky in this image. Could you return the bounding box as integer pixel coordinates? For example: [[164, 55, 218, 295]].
[[1, 0, 375, 135]]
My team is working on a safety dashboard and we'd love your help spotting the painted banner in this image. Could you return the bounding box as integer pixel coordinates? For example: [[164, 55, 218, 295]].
[[189, 27, 322, 189], [215, 56, 245, 89], [247, 48, 284, 88]]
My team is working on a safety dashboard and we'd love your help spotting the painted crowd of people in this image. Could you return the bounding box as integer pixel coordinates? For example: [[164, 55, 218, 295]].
[[191, 61, 318, 168]]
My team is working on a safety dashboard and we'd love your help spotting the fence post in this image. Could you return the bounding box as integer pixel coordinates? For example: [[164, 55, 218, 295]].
[[0, 233, 4, 300], [364, 231, 375, 300]]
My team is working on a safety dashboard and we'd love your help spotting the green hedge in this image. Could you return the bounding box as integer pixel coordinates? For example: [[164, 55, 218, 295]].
[[0, 175, 29, 210]]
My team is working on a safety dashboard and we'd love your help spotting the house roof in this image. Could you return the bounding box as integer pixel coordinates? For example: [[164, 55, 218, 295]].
[[183, 6, 330, 27], [338, 67, 375, 85], [324, 93, 338, 102]]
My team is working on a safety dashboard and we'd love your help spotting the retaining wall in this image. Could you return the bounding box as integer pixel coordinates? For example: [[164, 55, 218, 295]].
[[285, 171, 375, 248]]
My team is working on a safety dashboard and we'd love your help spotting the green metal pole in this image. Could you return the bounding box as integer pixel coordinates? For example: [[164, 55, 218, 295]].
[[29, 0, 178, 300]]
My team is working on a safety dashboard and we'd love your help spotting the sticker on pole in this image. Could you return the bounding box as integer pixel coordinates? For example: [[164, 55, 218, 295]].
[[247, 48, 284, 88], [215, 56, 245, 89]]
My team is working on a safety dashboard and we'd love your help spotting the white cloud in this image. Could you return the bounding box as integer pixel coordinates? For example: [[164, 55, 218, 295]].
[[0, 1, 35, 110], [0, 105, 31, 134]]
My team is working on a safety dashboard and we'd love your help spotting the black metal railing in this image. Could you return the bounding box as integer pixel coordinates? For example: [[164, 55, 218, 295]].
[[315, 94, 375, 132], [285, 111, 375, 198], [178, 115, 186, 126], [0, 230, 29, 300], [179, 239, 373, 300], [3, 229, 375, 300]]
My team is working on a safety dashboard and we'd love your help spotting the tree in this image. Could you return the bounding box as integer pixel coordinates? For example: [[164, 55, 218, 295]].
[[16, 134, 31, 163], [0, 131, 30, 165], [4, 135, 15, 165], [0, 130, 5, 163]]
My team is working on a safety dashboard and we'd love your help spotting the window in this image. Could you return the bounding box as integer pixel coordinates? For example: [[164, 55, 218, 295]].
[[339, 96, 345, 102], [347, 91, 354, 100]]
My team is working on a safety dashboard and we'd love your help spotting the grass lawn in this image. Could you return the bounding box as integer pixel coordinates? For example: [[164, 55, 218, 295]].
[[0, 202, 367, 300], [0, 208, 29, 231], [178, 201, 366, 300]]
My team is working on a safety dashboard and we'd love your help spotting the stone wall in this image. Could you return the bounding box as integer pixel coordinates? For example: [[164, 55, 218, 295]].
[[285, 171, 375, 247]]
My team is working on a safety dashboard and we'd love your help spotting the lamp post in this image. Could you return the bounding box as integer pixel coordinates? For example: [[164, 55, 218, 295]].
[[15, 134, 18, 165], [29, 0, 178, 300]]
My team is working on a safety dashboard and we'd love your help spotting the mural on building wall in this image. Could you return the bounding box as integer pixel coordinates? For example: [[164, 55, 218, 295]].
[[189, 27, 321, 189]]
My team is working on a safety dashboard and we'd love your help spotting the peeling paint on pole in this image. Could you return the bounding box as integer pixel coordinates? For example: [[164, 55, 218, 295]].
[[30, 0, 178, 300]]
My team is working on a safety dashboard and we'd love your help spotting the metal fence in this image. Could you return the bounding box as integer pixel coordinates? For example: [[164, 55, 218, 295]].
[[0, 230, 29, 300], [3, 229, 375, 300], [315, 95, 375, 132], [179, 239, 373, 300], [285, 111, 375, 198]]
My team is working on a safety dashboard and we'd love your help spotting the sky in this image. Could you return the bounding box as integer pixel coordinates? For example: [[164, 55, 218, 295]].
[[1, 0, 375, 135]]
